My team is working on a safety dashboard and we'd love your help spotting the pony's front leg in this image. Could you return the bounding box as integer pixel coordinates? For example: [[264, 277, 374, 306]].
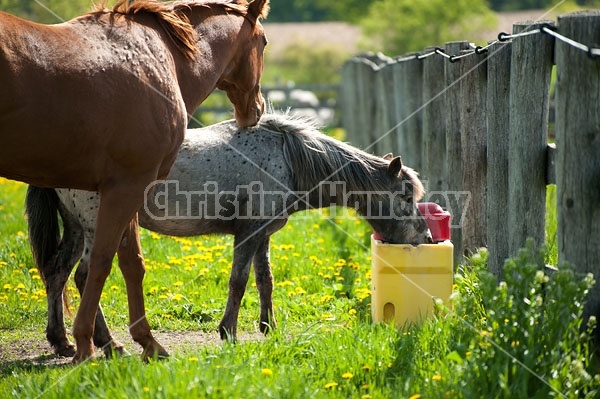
[[253, 237, 276, 335], [71, 184, 145, 363], [117, 216, 168, 361], [219, 234, 261, 340]]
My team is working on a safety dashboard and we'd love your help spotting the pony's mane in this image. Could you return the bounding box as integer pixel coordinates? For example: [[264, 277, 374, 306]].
[[252, 113, 424, 199], [97, 0, 252, 60]]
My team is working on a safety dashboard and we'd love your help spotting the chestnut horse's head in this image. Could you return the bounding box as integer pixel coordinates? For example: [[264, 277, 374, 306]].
[[216, 0, 269, 128]]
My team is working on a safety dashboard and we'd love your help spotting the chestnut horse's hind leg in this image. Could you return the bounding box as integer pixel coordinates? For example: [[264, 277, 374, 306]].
[[71, 181, 158, 362], [252, 236, 277, 335], [117, 216, 168, 360]]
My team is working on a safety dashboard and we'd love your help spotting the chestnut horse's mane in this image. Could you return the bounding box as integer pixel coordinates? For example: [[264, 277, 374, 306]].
[[94, 0, 258, 60]]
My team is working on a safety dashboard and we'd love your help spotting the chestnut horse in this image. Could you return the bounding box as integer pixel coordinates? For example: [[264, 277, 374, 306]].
[[26, 114, 433, 357], [0, 0, 269, 361]]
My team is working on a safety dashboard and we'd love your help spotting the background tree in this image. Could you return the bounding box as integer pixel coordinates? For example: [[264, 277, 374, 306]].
[[360, 0, 496, 56]]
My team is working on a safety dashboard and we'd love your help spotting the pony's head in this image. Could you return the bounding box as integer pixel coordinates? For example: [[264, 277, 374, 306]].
[[216, 0, 269, 128], [366, 155, 432, 245]]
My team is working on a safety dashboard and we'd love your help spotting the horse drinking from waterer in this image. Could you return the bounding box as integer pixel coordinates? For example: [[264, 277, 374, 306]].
[[0, 0, 270, 361], [26, 113, 433, 357]]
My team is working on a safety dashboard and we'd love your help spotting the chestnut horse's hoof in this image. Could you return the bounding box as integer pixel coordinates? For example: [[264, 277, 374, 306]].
[[102, 342, 130, 358], [141, 343, 169, 362], [71, 346, 96, 364]]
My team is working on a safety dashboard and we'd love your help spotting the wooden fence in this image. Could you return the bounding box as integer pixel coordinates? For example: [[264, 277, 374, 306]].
[[339, 11, 600, 324]]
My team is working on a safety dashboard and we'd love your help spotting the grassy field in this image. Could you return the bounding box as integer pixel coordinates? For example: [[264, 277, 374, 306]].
[[0, 178, 598, 398]]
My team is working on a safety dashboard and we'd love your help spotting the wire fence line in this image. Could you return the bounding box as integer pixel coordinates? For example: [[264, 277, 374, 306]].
[[338, 10, 600, 329]]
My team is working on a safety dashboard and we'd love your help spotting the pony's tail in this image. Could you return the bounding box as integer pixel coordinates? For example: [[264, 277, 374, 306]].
[[25, 186, 63, 304]]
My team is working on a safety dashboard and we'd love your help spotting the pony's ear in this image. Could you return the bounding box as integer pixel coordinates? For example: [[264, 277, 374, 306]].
[[387, 156, 403, 178], [248, 0, 270, 20], [382, 153, 393, 161]]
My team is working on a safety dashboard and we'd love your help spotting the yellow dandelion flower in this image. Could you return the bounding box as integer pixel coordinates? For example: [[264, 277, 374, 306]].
[[3, 283, 12, 290], [348, 309, 357, 315], [188, 357, 198, 362], [173, 281, 184, 287], [409, 395, 422, 399], [342, 372, 353, 379], [15, 283, 26, 290], [324, 382, 338, 389], [362, 365, 372, 371], [172, 293, 183, 301], [110, 285, 120, 291], [432, 374, 442, 381], [143, 387, 150, 392], [261, 368, 273, 376], [362, 395, 372, 399]]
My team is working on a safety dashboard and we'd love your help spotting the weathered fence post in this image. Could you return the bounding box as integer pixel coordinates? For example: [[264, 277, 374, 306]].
[[459, 48, 488, 255], [392, 54, 423, 171], [445, 41, 471, 266], [555, 10, 600, 336], [422, 47, 447, 207], [507, 21, 555, 257], [486, 41, 512, 278]]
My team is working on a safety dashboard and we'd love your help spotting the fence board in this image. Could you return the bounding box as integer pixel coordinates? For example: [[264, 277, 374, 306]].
[[486, 41, 512, 278], [555, 10, 600, 337], [373, 61, 396, 157], [392, 54, 423, 171], [459, 49, 488, 255], [444, 41, 471, 265], [422, 47, 447, 208], [507, 21, 555, 257]]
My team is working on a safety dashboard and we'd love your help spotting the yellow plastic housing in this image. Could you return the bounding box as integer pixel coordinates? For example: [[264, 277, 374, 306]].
[[371, 235, 453, 328]]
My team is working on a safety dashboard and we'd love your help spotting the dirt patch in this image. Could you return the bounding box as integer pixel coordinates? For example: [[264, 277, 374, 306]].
[[0, 329, 264, 369]]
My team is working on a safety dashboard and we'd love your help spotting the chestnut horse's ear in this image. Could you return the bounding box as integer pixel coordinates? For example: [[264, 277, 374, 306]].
[[387, 156, 403, 178], [382, 153, 393, 161], [248, 0, 270, 20]]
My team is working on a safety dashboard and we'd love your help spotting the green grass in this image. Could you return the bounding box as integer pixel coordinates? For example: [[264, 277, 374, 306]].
[[0, 178, 598, 398]]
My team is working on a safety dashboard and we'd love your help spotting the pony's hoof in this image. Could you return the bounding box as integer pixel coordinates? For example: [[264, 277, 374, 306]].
[[218, 325, 237, 342], [259, 320, 276, 335], [55, 343, 77, 357]]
